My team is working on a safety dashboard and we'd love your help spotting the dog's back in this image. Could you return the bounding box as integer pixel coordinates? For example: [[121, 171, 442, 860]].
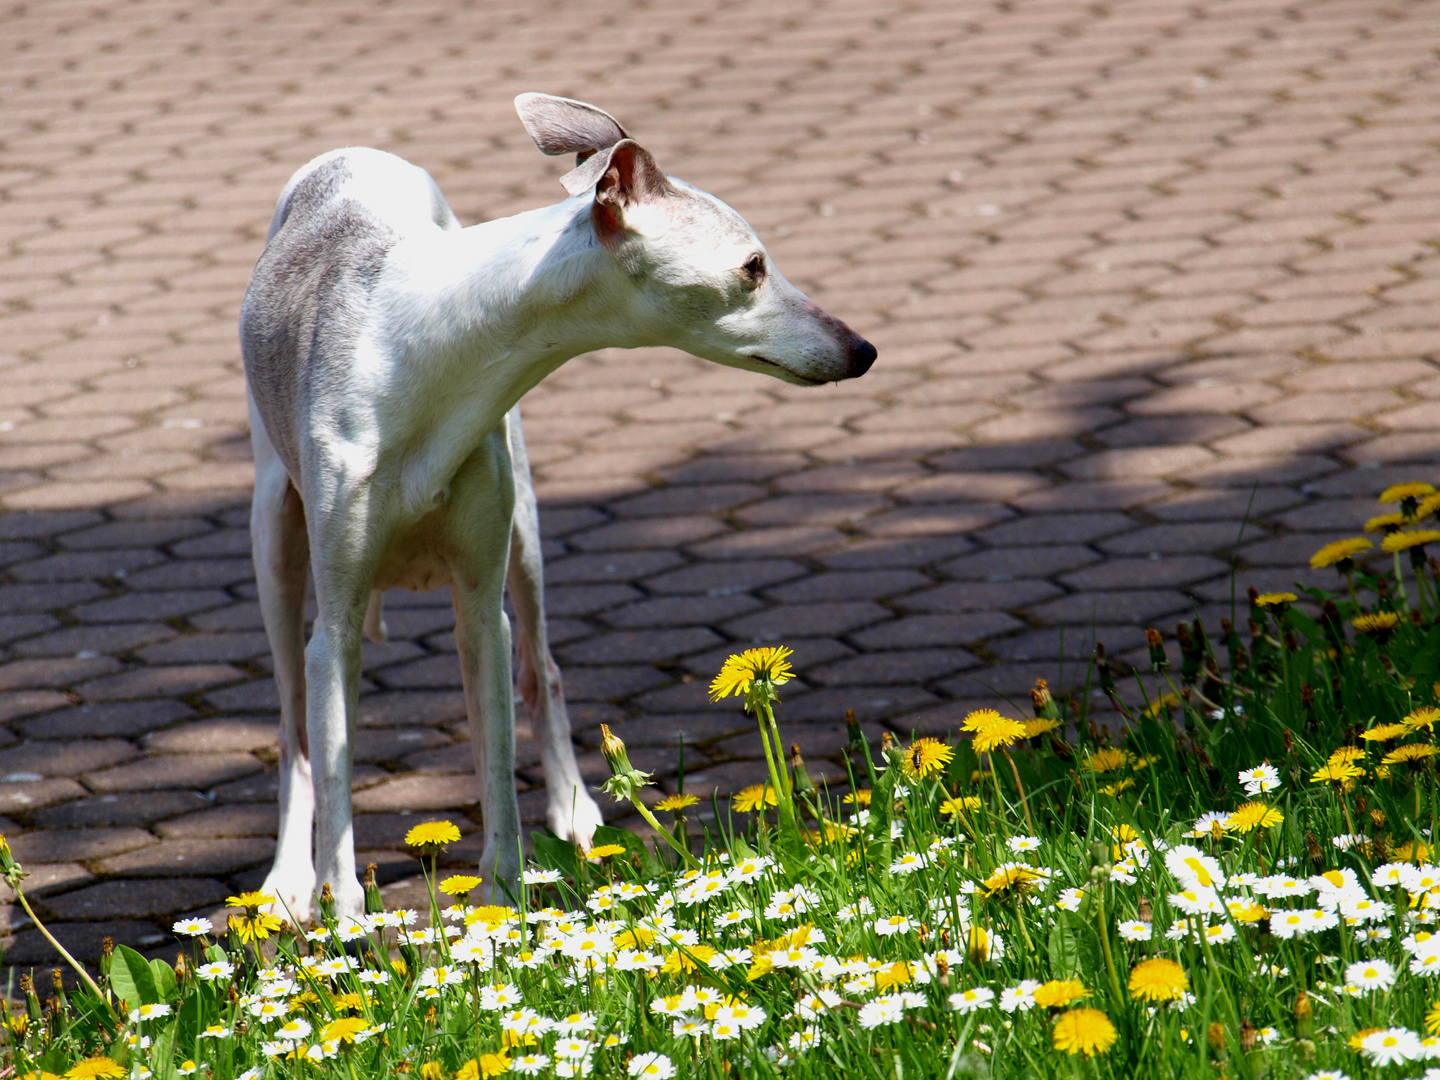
[[240, 149, 460, 477]]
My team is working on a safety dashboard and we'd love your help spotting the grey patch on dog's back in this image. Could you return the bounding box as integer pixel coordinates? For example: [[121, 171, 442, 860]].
[[241, 155, 398, 478]]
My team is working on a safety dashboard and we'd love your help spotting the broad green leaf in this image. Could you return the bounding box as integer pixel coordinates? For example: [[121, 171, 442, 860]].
[[591, 824, 660, 876], [150, 956, 179, 1002], [110, 944, 159, 1011], [531, 830, 578, 882]]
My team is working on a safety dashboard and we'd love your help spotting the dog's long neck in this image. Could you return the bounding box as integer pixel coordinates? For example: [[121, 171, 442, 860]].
[[384, 194, 631, 513]]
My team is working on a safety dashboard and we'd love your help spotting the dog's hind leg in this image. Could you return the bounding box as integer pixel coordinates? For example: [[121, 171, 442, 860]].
[[249, 397, 317, 922], [450, 429, 524, 901], [505, 408, 604, 850]]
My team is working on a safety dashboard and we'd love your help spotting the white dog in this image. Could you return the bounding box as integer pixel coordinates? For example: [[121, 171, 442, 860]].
[[240, 93, 876, 918]]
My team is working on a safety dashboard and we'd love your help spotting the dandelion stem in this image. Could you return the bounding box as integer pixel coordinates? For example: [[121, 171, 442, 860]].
[[628, 797, 701, 870], [13, 886, 114, 1021], [1000, 748, 1035, 833]]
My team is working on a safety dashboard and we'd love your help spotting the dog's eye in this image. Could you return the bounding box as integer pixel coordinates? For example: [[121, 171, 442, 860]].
[[740, 253, 766, 285]]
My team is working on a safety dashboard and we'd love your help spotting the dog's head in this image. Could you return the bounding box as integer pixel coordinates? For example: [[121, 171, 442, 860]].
[[516, 93, 876, 386]]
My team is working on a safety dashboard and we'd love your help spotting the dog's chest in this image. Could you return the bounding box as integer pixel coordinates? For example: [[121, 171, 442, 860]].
[[371, 508, 457, 593]]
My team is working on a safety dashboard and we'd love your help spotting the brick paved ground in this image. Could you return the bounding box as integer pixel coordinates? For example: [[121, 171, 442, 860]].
[[2, 0, 1440, 975]]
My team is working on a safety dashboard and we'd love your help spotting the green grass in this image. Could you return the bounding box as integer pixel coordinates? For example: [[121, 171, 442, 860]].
[[5, 484, 1440, 1080]]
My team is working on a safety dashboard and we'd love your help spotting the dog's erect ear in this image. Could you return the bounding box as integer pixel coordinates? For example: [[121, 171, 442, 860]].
[[590, 140, 674, 244], [514, 93, 628, 165]]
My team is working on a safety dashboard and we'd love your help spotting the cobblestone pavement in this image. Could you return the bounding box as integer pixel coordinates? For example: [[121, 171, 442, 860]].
[[3, 0, 1440, 973]]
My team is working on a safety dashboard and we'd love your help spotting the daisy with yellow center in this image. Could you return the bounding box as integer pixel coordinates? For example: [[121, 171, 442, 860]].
[[1128, 958, 1189, 1002], [405, 820, 462, 849], [654, 793, 700, 813], [1310, 537, 1372, 569], [708, 646, 793, 703], [900, 737, 953, 780], [732, 784, 778, 813]]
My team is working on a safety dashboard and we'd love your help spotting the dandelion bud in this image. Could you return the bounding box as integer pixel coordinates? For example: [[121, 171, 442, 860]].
[[936, 950, 950, 988], [1137, 896, 1153, 923], [1031, 679, 1060, 720], [789, 744, 815, 796], [99, 936, 114, 984], [1095, 642, 1115, 692], [364, 862, 384, 915], [1207, 1022, 1226, 1052], [1294, 991, 1314, 1040], [880, 731, 897, 761], [1146, 627, 1168, 670], [1239, 1020, 1257, 1053], [598, 724, 654, 803], [1305, 831, 1324, 866], [20, 974, 40, 1022], [319, 882, 335, 920]]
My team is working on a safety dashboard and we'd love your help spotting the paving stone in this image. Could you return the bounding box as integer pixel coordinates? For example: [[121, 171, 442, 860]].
[[0, 739, 139, 778], [34, 791, 209, 829], [84, 753, 264, 793], [43, 878, 230, 921], [95, 836, 274, 877], [8, 827, 156, 863]]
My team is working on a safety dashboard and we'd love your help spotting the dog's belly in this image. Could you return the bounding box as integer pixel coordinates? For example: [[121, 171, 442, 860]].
[[372, 509, 455, 592]]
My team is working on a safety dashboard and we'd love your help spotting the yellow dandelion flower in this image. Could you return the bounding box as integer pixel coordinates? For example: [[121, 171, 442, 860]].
[[983, 865, 1042, 899], [479, 1055, 511, 1079], [842, 789, 872, 806], [1128, 958, 1189, 1002], [225, 890, 275, 910], [1380, 482, 1436, 504], [874, 960, 913, 991], [1352, 611, 1401, 636], [1226, 802, 1283, 833], [1394, 840, 1433, 863], [1310, 537, 1372, 569], [900, 737, 954, 780], [440, 875, 482, 896], [466, 905, 515, 926], [961, 709, 1026, 753], [1033, 979, 1089, 1009], [1384, 529, 1440, 554], [732, 784, 778, 813], [708, 646, 794, 702], [1022, 717, 1062, 738], [65, 1060, 126, 1080], [1099, 778, 1135, 796], [420, 1064, 444, 1080], [1253, 591, 1298, 606], [321, 1017, 370, 1044], [660, 944, 716, 974], [1350, 1027, 1386, 1050], [654, 793, 700, 813], [1311, 761, 1364, 786], [1329, 746, 1364, 765], [585, 843, 627, 859], [1083, 747, 1135, 773], [1142, 693, 1181, 719], [1227, 899, 1269, 923], [1366, 513, 1407, 533], [228, 912, 282, 943], [1361, 723, 1408, 741], [405, 820, 461, 848], [1384, 743, 1439, 766], [1053, 1007, 1116, 1056], [1405, 707, 1440, 733], [939, 795, 981, 816], [1420, 493, 1440, 520]]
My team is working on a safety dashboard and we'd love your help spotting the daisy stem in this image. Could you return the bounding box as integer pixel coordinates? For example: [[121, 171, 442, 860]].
[[999, 748, 1035, 833]]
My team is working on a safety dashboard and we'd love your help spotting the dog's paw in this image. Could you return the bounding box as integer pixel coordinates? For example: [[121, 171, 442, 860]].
[[260, 863, 317, 924], [548, 785, 605, 852]]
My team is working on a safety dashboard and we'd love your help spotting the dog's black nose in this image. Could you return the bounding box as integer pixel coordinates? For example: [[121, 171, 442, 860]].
[[848, 337, 877, 378]]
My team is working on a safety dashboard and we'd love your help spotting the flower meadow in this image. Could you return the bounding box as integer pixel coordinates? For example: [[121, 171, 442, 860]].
[[5, 481, 1440, 1080]]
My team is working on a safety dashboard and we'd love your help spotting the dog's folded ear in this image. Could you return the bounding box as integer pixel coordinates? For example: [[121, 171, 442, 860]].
[[590, 139, 674, 244], [514, 93, 628, 166]]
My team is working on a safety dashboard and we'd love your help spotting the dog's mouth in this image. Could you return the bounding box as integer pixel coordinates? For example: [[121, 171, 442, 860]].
[[749, 355, 825, 386]]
